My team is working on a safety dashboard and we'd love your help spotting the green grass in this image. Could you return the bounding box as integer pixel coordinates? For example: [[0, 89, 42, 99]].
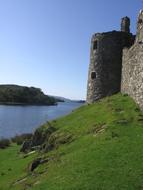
[[1, 93, 143, 190]]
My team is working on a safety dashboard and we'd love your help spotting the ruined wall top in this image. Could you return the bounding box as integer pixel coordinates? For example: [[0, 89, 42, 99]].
[[121, 17, 130, 33], [121, 10, 143, 111], [136, 10, 143, 42]]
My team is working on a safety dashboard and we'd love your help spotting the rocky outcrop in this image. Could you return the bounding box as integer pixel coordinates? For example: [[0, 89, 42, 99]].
[[20, 122, 56, 153], [28, 157, 51, 172], [43, 132, 73, 152]]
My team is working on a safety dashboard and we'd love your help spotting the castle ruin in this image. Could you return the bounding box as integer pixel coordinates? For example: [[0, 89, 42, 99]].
[[87, 10, 143, 111]]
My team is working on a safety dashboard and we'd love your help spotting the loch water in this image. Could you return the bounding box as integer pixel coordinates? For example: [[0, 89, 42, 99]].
[[0, 102, 83, 139]]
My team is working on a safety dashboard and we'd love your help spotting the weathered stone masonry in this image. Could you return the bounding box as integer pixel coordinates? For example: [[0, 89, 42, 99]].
[[87, 10, 143, 111], [87, 16, 134, 103], [121, 10, 143, 110]]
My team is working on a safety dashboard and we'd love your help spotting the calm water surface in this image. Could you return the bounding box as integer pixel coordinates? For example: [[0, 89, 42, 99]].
[[0, 102, 83, 139]]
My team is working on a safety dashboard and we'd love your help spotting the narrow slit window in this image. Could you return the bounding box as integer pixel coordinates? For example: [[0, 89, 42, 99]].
[[91, 72, 96, 79], [138, 19, 143, 24], [93, 41, 98, 50]]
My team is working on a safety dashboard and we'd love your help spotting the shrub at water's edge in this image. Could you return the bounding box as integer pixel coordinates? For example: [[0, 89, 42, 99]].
[[0, 133, 33, 149], [0, 139, 10, 149], [11, 133, 33, 145]]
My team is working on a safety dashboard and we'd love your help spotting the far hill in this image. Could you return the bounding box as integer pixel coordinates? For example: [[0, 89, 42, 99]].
[[0, 84, 59, 105], [50, 95, 71, 102], [52, 95, 85, 103]]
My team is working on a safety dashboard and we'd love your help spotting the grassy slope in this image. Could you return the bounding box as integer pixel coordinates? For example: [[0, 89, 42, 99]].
[[1, 93, 143, 190]]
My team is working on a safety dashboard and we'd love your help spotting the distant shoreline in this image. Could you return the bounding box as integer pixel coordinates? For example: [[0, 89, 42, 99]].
[[0, 102, 58, 106]]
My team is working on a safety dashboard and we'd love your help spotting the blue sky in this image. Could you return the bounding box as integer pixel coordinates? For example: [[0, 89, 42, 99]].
[[0, 0, 142, 99]]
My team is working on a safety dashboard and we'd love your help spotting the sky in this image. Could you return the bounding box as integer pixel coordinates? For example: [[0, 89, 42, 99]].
[[0, 0, 142, 100]]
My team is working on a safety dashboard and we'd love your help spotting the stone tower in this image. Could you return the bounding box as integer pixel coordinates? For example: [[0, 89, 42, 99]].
[[86, 18, 134, 104], [121, 16, 130, 33]]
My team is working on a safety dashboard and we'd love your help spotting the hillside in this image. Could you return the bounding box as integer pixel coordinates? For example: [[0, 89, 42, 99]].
[[0, 85, 58, 105], [0, 93, 143, 190]]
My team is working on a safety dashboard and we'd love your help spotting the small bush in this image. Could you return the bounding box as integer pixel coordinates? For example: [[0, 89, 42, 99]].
[[135, 107, 140, 112], [11, 133, 32, 145], [0, 139, 10, 149], [123, 93, 128, 97]]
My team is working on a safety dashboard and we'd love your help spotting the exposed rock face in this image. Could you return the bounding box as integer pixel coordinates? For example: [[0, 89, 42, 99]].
[[20, 123, 56, 153], [28, 157, 52, 172], [121, 10, 143, 111], [20, 140, 32, 153], [29, 158, 41, 172], [31, 124, 56, 147], [86, 30, 134, 103], [44, 132, 73, 152]]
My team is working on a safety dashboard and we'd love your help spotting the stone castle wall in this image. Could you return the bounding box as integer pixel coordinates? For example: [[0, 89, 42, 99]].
[[87, 31, 134, 104], [87, 10, 143, 110], [121, 11, 143, 110]]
